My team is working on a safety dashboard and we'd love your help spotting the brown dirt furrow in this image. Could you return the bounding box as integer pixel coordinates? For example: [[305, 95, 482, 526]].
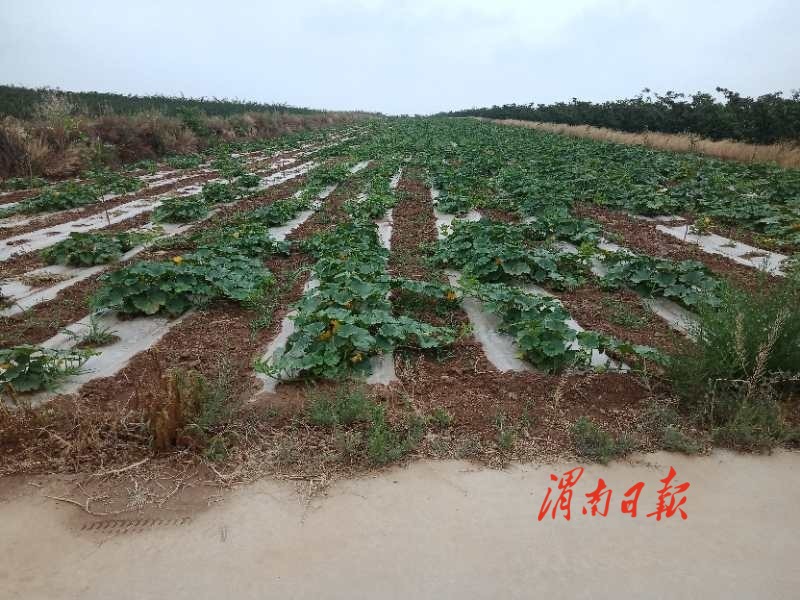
[[480, 207, 519, 223], [0, 177, 305, 346], [0, 176, 361, 474], [0, 189, 39, 206], [0, 275, 100, 346], [0, 151, 303, 242], [386, 175, 653, 448], [574, 203, 777, 292], [557, 284, 681, 355], [389, 175, 440, 280], [0, 173, 214, 241]]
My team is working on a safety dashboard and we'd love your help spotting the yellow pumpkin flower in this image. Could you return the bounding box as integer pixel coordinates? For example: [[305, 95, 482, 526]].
[[445, 291, 457, 301], [172, 255, 184, 265], [350, 352, 363, 363]]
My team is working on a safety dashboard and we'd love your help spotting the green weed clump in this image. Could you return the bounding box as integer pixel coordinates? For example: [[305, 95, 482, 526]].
[[307, 386, 374, 427], [571, 416, 631, 463], [668, 275, 800, 450], [494, 413, 517, 451], [62, 315, 119, 348], [367, 406, 426, 465], [640, 401, 702, 454], [305, 386, 424, 465]]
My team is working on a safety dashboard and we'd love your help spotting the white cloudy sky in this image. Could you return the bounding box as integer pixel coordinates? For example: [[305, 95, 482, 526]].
[[1, 0, 798, 114]]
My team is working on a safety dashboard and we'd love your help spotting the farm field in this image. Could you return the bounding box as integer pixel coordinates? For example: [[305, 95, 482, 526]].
[[1, 117, 799, 490]]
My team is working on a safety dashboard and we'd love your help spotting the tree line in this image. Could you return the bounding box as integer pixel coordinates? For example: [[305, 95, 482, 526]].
[[445, 88, 800, 144], [0, 84, 320, 119]]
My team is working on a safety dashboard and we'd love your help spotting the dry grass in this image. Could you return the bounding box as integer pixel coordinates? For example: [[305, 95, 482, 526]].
[[487, 118, 800, 169], [0, 101, 368, 179]]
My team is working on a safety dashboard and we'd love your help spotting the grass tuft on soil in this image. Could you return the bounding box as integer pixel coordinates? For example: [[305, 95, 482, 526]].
[[571, 416, 632, 464]]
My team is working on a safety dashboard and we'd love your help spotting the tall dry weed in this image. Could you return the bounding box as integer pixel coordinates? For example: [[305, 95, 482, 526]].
[[0, 108, 361, 179]]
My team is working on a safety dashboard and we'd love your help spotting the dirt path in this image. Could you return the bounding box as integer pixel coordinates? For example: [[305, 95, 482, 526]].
[[2, 450, 798, 599]]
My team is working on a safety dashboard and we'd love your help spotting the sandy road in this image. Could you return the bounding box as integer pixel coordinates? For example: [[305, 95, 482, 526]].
[[1, 450, 798, 599]]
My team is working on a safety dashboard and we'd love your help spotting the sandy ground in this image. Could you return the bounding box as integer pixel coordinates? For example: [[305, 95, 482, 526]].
[[1, 450, 798, 599]]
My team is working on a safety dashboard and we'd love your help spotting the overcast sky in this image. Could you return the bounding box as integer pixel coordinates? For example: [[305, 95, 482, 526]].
[[1, 0, 798, 115]]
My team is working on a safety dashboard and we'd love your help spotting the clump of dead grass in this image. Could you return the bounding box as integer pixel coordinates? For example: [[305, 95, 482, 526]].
[[0, 92, 365, 180]]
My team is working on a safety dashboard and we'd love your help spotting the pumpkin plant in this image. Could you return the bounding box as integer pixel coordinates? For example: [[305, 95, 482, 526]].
[[258, 221, 458, 380], [0, 345, 93, 395], [153, 195, 209, 223], [431, 219, 588, 290], [92, 249, 273, 316], [41, 231, 155, 266], [599, 253, 721, 307], [465, 281, 660, 373]]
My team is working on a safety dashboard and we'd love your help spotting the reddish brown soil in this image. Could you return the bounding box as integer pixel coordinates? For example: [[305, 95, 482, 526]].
[[0, 275, 100, 346], [0, 251, 47, 279], [388, 343, 651, 446], [481, 208, 519, 223], [558, 285, 681, 355], [389, 176, 439, 279], [0, 190, 38, 206]]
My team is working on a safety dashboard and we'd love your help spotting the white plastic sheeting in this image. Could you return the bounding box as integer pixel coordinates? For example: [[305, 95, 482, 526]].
[[23, 311, 188, 407], [656, 223, 787, 275]]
